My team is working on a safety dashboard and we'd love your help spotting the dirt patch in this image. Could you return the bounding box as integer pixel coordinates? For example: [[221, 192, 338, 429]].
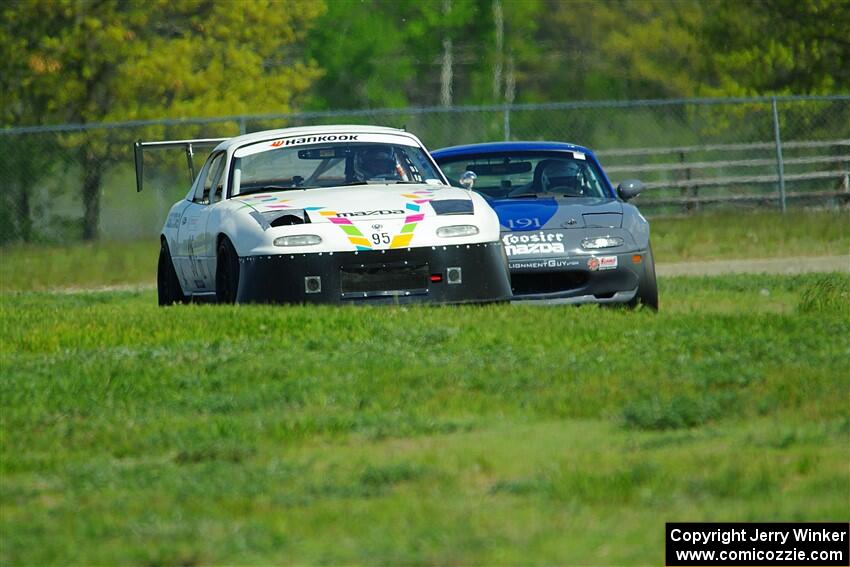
[[656, 255, 849, 277]]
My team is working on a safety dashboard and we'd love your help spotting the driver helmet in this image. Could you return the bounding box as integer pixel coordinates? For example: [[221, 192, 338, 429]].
[[353, 147, 398, 180], [541, 160, 582, 194]]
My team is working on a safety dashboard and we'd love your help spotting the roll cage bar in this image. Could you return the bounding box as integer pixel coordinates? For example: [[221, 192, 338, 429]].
[[133, 138, 230, 192]]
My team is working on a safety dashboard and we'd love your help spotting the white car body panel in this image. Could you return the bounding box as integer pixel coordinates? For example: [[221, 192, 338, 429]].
[[152, 125, 511, 303]]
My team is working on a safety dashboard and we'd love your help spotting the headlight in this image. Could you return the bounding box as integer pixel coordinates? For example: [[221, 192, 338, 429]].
[[436, 224, 479, 238], [581, 236, 624, 249], [274, 234, 322, 247]]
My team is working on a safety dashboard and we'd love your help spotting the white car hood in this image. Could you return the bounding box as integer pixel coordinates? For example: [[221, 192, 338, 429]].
[[232, 183, 471, 220]]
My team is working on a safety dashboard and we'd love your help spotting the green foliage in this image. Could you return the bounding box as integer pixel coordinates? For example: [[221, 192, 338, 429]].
[[530, 0, 708, 100], [1, 0, 324, 238], [3, 0, 324, 126], [1, 276, 848, 563], [798, 273, 850, 317], [303, 0, 850, 111], [699, 0, 850, 96], [304, 0, 420, 110]]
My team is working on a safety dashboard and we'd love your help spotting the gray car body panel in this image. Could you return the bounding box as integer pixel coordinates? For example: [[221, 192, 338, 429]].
[[432, 142, 655, 304]]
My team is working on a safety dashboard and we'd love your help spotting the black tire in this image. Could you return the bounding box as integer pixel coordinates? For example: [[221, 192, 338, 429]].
[[216, 237, 240, 304], [630, 243, 659, 311], [158, 239, 189, 306]]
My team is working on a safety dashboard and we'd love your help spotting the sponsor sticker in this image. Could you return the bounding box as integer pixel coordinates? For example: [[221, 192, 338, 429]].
[[587, 256, 618, 271], [599, 256, 618, 270], [573, 151, 586, 160], [269, 134, 359, 148], [502, 231, 566, 257], [234, 132, 420, 158], [510, 259, 580, 270]]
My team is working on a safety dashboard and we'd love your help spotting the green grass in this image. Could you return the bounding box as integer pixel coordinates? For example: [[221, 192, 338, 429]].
[[650, 208, 849, 262], [1, 209, 847, 291], [1, 273, 848, 565], [0, 240, 157, 292]]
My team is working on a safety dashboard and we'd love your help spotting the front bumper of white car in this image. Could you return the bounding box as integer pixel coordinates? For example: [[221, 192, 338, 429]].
[[235, 241, 511, 305]]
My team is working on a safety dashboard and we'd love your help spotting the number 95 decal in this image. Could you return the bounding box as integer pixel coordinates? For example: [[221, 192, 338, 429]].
[[371, 232, 390, 245]]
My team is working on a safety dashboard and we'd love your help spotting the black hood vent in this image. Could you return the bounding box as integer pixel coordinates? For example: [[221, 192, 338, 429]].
[[431, 199, 474, 215]]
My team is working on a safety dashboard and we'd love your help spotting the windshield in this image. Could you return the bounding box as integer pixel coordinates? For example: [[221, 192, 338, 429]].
[[232, 138, 444, 196], [437, 151, 611, 199]]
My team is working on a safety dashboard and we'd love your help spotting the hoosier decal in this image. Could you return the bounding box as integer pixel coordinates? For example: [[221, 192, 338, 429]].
[[502, 231, 565, 256]]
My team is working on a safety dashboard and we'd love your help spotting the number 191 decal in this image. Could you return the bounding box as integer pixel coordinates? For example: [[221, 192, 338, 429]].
[[506, 218, 542, 229]]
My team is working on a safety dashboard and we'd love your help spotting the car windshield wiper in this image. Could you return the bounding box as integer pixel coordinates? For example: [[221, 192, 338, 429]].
[[238, 185, 304, 196], [506, 192, 586, 199], [341, 180, 423, 186]]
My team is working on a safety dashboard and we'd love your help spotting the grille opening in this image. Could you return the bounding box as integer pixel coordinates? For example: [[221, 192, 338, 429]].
[[340, 263, 429, 298], [511, 271, 588, 295]]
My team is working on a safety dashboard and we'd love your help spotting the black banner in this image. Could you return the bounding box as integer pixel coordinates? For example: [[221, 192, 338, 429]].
[[666, 523, 849, 566]]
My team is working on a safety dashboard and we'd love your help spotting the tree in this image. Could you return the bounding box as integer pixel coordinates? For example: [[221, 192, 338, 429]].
[[2, 0, 324, 240], [698, 0, 850, 96], [303, 0, 418, 110], [0, 1, 63, 242]]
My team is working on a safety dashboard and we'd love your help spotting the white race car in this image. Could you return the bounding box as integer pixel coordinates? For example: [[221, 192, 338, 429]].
[[134, 125, 511, 305]]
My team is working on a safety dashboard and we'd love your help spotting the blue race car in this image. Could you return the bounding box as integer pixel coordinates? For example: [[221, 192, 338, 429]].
[[432, 142, 658, 309]]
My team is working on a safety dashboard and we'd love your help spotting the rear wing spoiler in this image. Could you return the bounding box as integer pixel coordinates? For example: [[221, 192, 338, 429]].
[[133, 138, 230, 192]]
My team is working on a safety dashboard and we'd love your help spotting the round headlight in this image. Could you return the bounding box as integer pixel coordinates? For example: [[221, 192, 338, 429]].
[[436, 225, 479, 238], [274, 234, 322, 247], [581, 236, 624, 249]]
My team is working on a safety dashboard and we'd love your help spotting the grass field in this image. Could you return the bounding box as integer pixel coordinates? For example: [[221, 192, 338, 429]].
[[1, 273, 848, 565], [1, 208, 847, 291]]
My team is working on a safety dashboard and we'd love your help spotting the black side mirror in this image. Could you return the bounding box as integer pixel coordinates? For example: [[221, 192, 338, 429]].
[[617, 179, 645, 201]]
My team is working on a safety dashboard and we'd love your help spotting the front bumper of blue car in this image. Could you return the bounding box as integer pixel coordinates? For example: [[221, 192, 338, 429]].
[[507, 248, 651, 304]]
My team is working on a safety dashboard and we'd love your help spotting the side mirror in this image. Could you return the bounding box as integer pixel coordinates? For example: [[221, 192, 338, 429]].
[[459, 170, 477, 189], [617, 179, 645, 201]]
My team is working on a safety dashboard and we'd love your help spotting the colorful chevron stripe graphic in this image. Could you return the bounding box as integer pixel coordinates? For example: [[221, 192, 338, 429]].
[[236, 193, 328, 213], [238, 188, 440, 252], [390, 189, 435, 248], [320, 210, 372, 250], [235, 194, 292, 210]]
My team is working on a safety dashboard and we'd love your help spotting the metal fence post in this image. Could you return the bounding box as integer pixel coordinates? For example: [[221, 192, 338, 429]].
[[238, 117, 247, 135], [771, 97, 787, 213], [503, 104, 511, 141]]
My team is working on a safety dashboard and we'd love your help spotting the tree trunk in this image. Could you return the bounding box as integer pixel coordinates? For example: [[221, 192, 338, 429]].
[[16, 179, 32, 242], [81, 147, 103, 241]]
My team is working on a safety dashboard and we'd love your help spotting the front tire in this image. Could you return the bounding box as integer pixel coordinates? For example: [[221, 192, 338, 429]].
[[158, 239, 189, 306], [216, 237, 240, 304], [630, 244, 659, 311]]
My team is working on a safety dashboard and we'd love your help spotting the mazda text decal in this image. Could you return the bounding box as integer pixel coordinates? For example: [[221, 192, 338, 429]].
[[502, 231, 565, 256], [336, 209, 404, 217]]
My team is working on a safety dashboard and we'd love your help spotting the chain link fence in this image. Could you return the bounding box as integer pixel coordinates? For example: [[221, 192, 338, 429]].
[[1, 95, 847, 244]]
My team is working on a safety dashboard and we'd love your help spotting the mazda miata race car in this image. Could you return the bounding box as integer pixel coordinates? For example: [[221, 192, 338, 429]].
[[135, 126, 511, 305], [432, 142, 658, 309]]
